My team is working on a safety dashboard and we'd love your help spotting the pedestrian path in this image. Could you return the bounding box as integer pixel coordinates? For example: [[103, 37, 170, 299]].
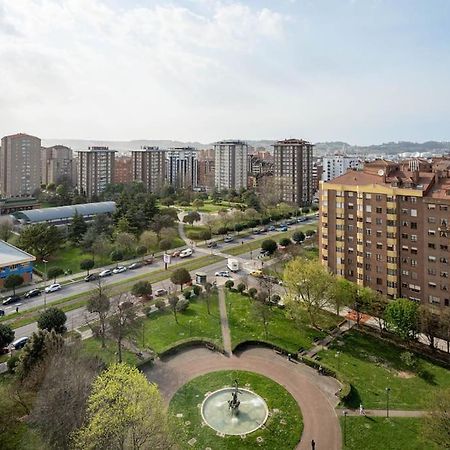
[[340, 409, 425, 417], [218, 286, 232, 355]]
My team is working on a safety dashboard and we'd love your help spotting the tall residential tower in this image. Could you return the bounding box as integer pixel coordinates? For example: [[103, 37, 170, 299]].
[[131, 146, 166, 193], [214, 140, 248, 191]]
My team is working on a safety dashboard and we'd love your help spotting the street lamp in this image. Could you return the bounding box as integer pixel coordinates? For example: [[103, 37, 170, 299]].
[[386, 387, 391, 418], [343, 410, 348, 445], [42, 259, 48, 307]]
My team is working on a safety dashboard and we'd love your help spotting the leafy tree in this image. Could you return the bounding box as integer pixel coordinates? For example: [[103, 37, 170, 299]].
[[236, 283, 246, 293], [242, 190, 261, 211], [115, 216, 131, 234], [80, 259, 95, 276], [136, 244, 147, 260], [170, 268, 191, 290], [131, 281, 152, 301], [139, 230, 158, 251], [91, 235, 113, 261], [0, 216, 13, 241], [168, 296, 180, 324], [183, 211, 201, 225], [68, 210, 87, 245], [217, 226, 228, 236], [37, 307, 67, 334], [199, 229, 212, 241], [279, 237, 291, 247], [17, 223, 63, 260], [306, 229, 316, 237], [110, 249, 124, 266], [364, 290, 389, 333], [301, 207, 310, 214], [114, 232, 137, 254], [108, 300, 137, 363], [251, 300, 272, 339], [292, 231, 305, 244], [86, 281, 111, 348], [47, 267, 64, 282], [422, 388, 450, 449], [192, 198, 204, 209], [330, 278, 357, 315], [419, 306, 440, 349], [261, 239, 277, 255], [155, 299, 166, 310], [439, 309, 450, 353], [248, 287, 257, 298], [151, 214, 175, 240], [384, 298, 419, 341], [192, 285, 201, 296], [224, 280, 234, 290], [71, 363, 170, 450], [159, 239, 171, 251], [4, 274, 24, 295], [160, 227, 177, 242], [284, 258, 334, 328], [0, 324, 14, 349]]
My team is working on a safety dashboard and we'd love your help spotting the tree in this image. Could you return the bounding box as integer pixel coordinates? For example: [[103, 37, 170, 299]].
[[183, 211, 201, 225], [168, 296, 180, 324], [160, 227, 177, 242], [86, 281, 111, 348], [248, 287, 257, 298], [224, 280, 234, 290], [192, 198, 204, 209], [0, 216, 13, 241], [37, 307, 67, 334], [110, 249, 124, 266], [159, 239, 171, 251], [115, 232, 137, 254], [284, 258, 334, 328], [301, 207, 310, 214], [252, 300, 272, 339], [419, 306, 440, 349], [4, 274, 24, 295], [306, 229, 316, 237], [71, 363, 170, 450], [132, 281, 152, 301], [439, 309, 450, 353], [80, 259, 95, 276], [0, 324, 14, 349], [170, 268, 191, 290], [384, 298, 419, 341], [363, 289, 389, 333], [108, 299, 137, 363], [151, 214, 175, 240], [422, 388, 450, 449], [115, 216, 131, 234], [68, 210, 87, 245], [236, 283, 246, 293], [139, 230, 158, 251], [261, 239, 277, 255], [136, 244, 147, 260], [17, 223, 63, 260], [279, 237, 291, 247], [47, 267, 64, 283], [292, 231, 305, 244], [330, 278, 357, 315], [91, 235, 112, 261], [199, 229, 212, 242]]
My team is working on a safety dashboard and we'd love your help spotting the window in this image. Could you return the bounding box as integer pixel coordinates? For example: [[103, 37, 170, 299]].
[[428, 217, 436, 223], [365, 205, 372, 212], [440, 205, 448, 211], [376, 278, 382, 285], [376, 207, 383, 214], [376, 254, 382, 261], [428, 282, 437, 288], [401, 233, 409, 239], [376, 243, 383, 249], [428, 204, 436, 210], [411, 222, 417, 229], [376, 195, 383, 201], [410, 209, 417, 217], [428, 268, 437, 276], [428, 256, 437, 262], [411, 235, 417, 242], [376, 218, 383, 225], [428, 243, 436, 249], [429, 295, 440, 305], [428, 230, 436, 236], [365, 193, 372, 199]]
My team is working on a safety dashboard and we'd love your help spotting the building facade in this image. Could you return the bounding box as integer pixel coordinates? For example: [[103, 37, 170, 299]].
[[166, 147, 198, 190], [131, 147, 166, 193], [77, 147, 116, 199], [0, 240, 36, 288], [41, 145, 76, 186], [114, 155, 133, 184], [197, 158, 215, 190], [322, 154, 363, 181], [0, 133, 41, 198], [214, 140, 248, 191], [319, 158, 450, 311], [273, 139, 313, 206]]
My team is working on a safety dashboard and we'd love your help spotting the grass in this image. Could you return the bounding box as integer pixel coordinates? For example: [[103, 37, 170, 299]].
[[227, 291, 341, 353], [169, 370, 303, 450], [180, 199, 244, 213], [318, 331, 450, 409], [82, 337, 139, 366], [340, 417, 439, 450], [135, 294, 222, 353]]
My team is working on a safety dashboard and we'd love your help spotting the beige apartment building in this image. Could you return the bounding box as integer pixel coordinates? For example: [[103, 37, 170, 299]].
[[319, 158, 450, 311], [131, 146, 166, 193], [214, 140, 248, 191], [41, 145, 76, 186], [0, 133, 41, 197]]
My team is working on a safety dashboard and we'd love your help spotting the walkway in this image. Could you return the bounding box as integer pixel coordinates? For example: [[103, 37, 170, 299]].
[[341, 409, 426, 417], [218, 287, 232, 355]]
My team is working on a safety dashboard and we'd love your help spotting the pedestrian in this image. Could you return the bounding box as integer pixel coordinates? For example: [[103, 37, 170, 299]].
[[359, 403, 365, 416], [287, 353, 291, 361], [311, 439, 316, 450], [15, 306, 19, 313], [318, 365, 322, 375]]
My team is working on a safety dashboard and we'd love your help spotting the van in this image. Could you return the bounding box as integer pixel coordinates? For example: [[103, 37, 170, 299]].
[[180, 248, 193, 258], [227, 259, 239, 272]]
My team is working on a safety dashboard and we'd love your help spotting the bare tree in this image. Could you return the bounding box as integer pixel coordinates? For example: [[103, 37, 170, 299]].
[[86, 279, 111, 348]]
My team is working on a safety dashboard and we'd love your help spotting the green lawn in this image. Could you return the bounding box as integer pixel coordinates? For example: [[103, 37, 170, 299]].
[[227, 291, 340, 353], [136, 293, 222, 354], [181, 199, 244, 213], [341, 417, 438, 450], [82, 336, 139, 366], [319, 331, 450, 409], [169, 370, 302, 450]]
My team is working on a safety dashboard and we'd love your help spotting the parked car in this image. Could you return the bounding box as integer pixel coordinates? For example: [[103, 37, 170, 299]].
[[45, 283, 61, 293], [84, 273, 99, 282], [171, 250, 181, 258], [253, 229, 261, 235], [267, 225, 276, 231], [207, 241, 218, 248], [99, 269, 112, 277], [250, 270, 264, 278], [287, 219, 297, 225], [113, 266, 127, 274], [12, 337, 28, 350], [224, 236, 234, 243], [180, 248, 193, 258], [297, 217, 307, 223], [215, 270, 230, 277], [2, 295, 21, 305], [155, 288, 168, 297], [143, 258, 154, 265], [24, 289, 41, 298], [277, 226, 288, 232], [128, 262, 143, 270]]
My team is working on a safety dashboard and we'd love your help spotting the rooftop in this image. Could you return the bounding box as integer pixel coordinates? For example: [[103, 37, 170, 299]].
[[273, 139, 312, 146], [0, 240, 35, 267]]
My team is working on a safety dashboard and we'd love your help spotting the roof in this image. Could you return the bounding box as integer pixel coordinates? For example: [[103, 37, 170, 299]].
[[13, 202, 116, 223], [0, 241, 35, 267], [273, 139, 312, 146]]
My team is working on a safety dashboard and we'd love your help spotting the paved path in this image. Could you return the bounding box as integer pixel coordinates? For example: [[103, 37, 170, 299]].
[[341, 409, 426, 417], [218, 287, 232, 355]]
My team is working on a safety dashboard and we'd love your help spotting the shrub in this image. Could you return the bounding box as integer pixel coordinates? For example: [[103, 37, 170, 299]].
[[192, 285, 202, 296], [306, 229, 316, 237], [179, 201, 190, 207], [234, 223, 245, 232], [199, 230, 212, 241], [159, 239, 172, 251], [292, 231, 305, 244], [7, 353, 20, 373], [155, 299, 166, 310], [236, 283, 246, 293], [224, 280, 234, 289], [186, 230, 201, 240], [311, 205, 319, 211], [176, 298, 190, 312], [271, 294, 281, 304], [182, 289, 192, 300], [279, 237, 291, 247], [248, 287, 257, 298], [301, 207, 310, 214], [261, 239, 277, 255]]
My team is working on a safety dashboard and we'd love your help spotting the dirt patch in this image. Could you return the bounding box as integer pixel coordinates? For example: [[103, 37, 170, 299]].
[[397, 370, 415, 379]]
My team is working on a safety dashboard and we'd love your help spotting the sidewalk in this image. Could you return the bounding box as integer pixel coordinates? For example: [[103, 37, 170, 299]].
[[339, 408, 426, 417]]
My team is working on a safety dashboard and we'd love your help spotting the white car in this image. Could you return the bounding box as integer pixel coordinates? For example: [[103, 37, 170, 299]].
[[99, 269, 113, 277], [215, 270, 230, 277], [180, 248, 193, 258], [113, 266, 127, 274], [45, 283, 61, 293], [155, 288, 168, 297]]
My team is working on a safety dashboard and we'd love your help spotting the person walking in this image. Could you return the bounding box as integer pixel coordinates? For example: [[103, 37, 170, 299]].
[[359, 403, 365, 416], [311, 439, 316, 450]]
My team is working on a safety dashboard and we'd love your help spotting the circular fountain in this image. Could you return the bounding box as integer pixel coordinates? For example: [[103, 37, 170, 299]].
[[201, 380, 269, 436]]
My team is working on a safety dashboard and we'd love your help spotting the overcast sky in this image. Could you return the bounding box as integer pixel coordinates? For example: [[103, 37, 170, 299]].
[[1, 0, 449, 144]]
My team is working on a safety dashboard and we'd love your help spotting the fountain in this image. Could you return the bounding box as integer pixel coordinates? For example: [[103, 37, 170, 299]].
[[201, 379, 269, 436]]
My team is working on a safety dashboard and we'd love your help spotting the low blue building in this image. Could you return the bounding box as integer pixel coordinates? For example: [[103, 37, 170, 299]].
[[0, 241, 36, 288]]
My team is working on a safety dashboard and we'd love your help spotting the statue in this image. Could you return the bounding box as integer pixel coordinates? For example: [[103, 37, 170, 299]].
[[228, 379, 241, 416]]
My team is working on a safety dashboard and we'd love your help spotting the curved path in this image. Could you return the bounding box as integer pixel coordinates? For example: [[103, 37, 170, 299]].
[[144, 346, 342, 450]]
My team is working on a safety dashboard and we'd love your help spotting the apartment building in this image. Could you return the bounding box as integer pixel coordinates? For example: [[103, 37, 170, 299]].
[[77, 147, 116, 199], [214, 140, 248, 191], [41, 145, 76, 186], [0, 133, 41, 197], [319, 158, 450, 311], [166, 147, 198, 190], [114, 155, 133, 184], [322, 154, 363, 181], [131, 146, 166, 193], [273, 139, 313, 206], [197, 158, 215, 190]]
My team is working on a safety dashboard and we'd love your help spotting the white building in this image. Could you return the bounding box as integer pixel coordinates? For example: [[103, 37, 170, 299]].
[[214, 140, 248, 191], [166, 147, 198, 190], [322, 154, 363, 181]]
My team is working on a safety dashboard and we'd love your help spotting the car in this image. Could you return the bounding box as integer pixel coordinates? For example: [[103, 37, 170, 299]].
[[253, 229, 261, 235], [260, 250, 270, 257], [2, 295, 21, 305], [250, 270, 264, 278], [267, 225, 276, 231], [45, 283, 61, 293], [99, 269, 112, 277], [207, 241, 218, 248], [297, 217, 307, 223], [155, 288, 168, 297], [180, 248, 193, 258], [128, 262, 143, 270], [84, 273, 99, 282], [215, 270, 230, 277], [24, 289, 41, 298], [113, 266, 127, 274], [277, 226, 288, 232], [143, 258, 154, 265], [12, 336, 29, 350], [287, 219, 297, 225], [224, 236, 234, 243], [171, 250, 181, 258]]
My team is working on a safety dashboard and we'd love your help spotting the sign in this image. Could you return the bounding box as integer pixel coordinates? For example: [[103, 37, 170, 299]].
[[163, 253, 171, 264]]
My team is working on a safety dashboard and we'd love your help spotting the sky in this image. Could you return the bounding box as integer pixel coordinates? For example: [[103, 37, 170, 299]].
[[1, 0, 450, 144]]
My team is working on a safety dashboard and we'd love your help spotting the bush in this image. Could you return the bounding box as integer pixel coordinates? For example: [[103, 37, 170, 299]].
[[179, 201, 190, 207], [311, 205, 319, 211], [234, 223, 245, 232], [182, 289, 192, 300], [186, 230, 202, 240], [224, 280, 234, 289], [37, 307, 67, 333], [192, 285, 202, 296], [7, 353, 20, 373], [279, 237, 291, 247], [159, 239, 172, 251], [271, 294, 281, 304], [261, 239, 277, 255], [176, 298, 190, 312], [199, 230, 212, 241], [155, 299, 166, 311], [301, 207, 310, 214], [236, 283, 246, 293], [248, 287, 257, 298], [292, 231, 305, 244], [306, 229, 316, 237]]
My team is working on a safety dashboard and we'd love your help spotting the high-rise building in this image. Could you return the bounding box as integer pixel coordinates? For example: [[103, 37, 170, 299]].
[[197, 158, 215, 190], [131, 146, 166, 193], [214, 140, 248, 191], [273, 139, 313, 206], [166, 147, 198, 190], [312, 160, 323, 194], [322, 154, 363, 181], [77, 147, 116, 199], [319, 158, 450, 311], [114, 155, 133, 184], [0, 133, 41, 197], [41, 145, 76, 186]]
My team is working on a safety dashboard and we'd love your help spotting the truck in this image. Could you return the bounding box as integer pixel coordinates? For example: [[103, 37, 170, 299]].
[[227, 258, 239, 272]]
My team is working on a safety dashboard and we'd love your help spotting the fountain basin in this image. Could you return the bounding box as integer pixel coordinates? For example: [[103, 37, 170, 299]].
[[201, 388, 269, 436]]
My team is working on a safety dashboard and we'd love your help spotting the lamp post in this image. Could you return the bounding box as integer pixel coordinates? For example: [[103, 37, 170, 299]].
[[343, 410, 348, 445], [43, 259, 48, 308], [386, 387, 391, 418]]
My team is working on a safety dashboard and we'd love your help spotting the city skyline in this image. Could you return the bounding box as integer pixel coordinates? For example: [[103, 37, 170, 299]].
[[1, 0, 450, 144]]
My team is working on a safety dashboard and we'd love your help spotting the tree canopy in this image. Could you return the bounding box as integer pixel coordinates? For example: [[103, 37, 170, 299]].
[[17, 223, 63, 260], [170, 268, 191, 290], [37, 307, 67, 334]]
